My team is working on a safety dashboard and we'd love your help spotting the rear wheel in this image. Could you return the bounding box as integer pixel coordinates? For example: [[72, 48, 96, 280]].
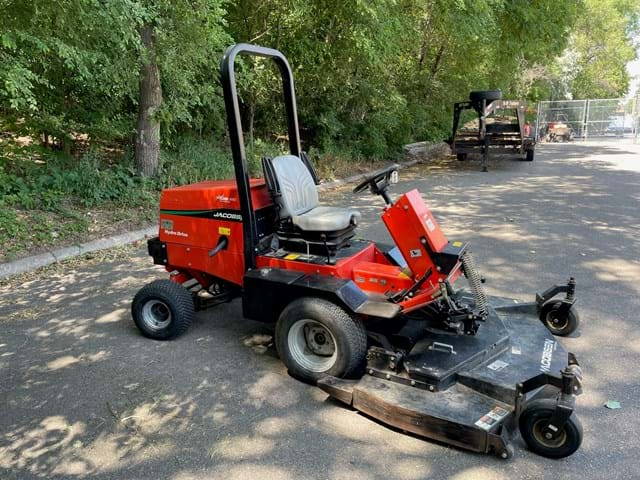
[[275, 297, 367, 384], [456, 153, 468, 161], [540, 301, 580, 336], [519, 399, 583, 458], [132, 279, 194, 340]]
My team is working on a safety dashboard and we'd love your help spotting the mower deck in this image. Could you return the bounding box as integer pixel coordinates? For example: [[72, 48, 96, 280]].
[[319, 294, 575, 458]]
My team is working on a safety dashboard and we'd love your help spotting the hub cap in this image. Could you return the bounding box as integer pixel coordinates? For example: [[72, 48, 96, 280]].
[[546, 311, 568, 331], [288, 319, 337, 373], [532, 419, 567, 448], [141, 299, 172, 331]]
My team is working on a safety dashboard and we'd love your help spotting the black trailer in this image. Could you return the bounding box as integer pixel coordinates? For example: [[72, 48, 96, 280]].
[[449, 90, 535, 171]]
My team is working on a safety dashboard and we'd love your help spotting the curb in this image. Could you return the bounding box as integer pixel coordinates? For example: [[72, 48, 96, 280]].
[[0, 142, 446, 280], [0, 226, 157, 280]]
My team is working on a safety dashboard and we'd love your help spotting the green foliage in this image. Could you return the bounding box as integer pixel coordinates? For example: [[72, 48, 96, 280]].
[[3, 0, 636, 159], [568, 0, 639, 98]]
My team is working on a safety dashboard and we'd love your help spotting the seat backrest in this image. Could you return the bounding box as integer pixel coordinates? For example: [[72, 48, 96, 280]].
[[271, 155, 318, 218]]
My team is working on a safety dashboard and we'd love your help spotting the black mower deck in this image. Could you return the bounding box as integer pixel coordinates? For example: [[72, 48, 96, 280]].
[[319, 294, 576, 458]]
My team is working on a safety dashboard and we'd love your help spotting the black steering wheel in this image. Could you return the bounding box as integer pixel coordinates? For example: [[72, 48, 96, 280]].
[[353, 164, 399, 204]]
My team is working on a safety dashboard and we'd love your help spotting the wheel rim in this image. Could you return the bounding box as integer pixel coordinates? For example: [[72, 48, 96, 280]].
[[287, 319, 337, 373], [546, 311, 568, 331], [141, 299, 172, 331], [532, 419, 568, 448]]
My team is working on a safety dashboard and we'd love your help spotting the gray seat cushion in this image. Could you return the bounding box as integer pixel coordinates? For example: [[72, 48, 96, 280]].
[[271, 155, 318, 218], [292, 205, 361, 232], [271, 155, 361, 232]]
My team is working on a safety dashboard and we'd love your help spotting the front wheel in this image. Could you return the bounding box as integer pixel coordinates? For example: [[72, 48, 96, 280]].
[[131, 279, 194, 340], [275, 297, 367, 384], [519, 399, 583, 458], [540, 301, 580, 336]]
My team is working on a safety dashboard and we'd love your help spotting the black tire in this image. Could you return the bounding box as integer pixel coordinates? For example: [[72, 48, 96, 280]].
[[457, 153, 468, 161], [540, 301, 580, 336], [469, 89, 502, 103], [275, 297, 367, 384], [131, 279, 194, 340], [525, 149, 535, 161], [519, 399, 583, 459]]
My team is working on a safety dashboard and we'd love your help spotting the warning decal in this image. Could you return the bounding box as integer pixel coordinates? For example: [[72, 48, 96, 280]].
[[474, 406, 510, 431]]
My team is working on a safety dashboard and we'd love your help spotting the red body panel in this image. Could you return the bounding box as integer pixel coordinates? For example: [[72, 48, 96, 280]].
[[383, 189, 448, 273], [159, 179, 272, 285]]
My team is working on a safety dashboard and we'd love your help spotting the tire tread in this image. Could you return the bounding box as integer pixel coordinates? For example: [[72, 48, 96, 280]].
[[132, 279, 194, 340]]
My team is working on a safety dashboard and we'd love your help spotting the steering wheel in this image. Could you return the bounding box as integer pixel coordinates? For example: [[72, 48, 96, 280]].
[[353, 164, 399, 204]]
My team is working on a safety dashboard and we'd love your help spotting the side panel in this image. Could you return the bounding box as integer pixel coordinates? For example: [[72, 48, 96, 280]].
[[352, 261, 413, 295]]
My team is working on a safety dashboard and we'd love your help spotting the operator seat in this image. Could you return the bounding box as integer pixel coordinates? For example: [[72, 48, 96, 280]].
[[262, 154, 361, 253]]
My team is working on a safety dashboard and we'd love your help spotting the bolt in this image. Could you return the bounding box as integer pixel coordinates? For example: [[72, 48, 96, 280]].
[[545, 432, 553, 440], [386, 374, 391, 380], [369, 369, 374, 375], [429, 385, 435, 392], [389, 362, 395, 369], [410, 380, 416, 386], [500, 451, 508, 459]]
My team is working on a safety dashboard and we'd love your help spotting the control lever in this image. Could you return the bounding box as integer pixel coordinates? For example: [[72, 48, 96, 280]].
[[208, 236, 229, 257]]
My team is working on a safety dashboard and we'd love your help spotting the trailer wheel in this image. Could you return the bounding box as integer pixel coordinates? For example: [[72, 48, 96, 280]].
[[276, 297, 367, 384], [519, 399, 583, 459], [540, 301, 580, 336], [525, 149, 535, 161], [469, 90, 502, 103], [456, 153, 468, 161], [132, 279, 194, 340]]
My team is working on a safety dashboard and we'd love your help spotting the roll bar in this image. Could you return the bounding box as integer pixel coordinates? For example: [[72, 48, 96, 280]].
[[220, 43, 301, 271]]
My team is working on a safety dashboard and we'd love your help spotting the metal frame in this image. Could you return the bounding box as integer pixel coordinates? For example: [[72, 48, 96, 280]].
[[535, 97, 639, 142], [220, 43, 302, 271], [450, 98, 534, 171]]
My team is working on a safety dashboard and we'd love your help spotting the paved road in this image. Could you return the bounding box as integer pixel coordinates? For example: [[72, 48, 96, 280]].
[[1, 140, 639, 479]]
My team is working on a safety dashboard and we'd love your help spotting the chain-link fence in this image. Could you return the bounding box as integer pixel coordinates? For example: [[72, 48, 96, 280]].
[[535, 97, 639, 143]]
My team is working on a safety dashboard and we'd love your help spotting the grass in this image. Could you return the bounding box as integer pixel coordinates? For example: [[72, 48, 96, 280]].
[[0, 134, 391, 262]]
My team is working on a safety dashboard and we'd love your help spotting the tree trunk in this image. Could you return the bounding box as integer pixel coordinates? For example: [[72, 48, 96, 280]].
[[135, 23, 162, 177]]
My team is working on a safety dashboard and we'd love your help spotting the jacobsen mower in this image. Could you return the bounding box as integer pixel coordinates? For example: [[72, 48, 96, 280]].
[[132, 44, 584, 459]]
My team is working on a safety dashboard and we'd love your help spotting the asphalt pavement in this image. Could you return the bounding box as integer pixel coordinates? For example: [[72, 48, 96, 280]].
[[1, 140, 639, 479]]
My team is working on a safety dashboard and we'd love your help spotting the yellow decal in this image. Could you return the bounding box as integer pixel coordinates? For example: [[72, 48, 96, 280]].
[[452, 241, 463, 247], [398, 270, 412, 279], [284, 253, 300, 260], [218, 226, 231, 235]]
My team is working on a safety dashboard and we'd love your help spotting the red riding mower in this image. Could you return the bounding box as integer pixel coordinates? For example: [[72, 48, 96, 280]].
[[132, 44, 584, 459]]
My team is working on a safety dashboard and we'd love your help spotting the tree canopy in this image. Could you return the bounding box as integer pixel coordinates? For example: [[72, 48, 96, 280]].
[[1, 0, 638, 165]]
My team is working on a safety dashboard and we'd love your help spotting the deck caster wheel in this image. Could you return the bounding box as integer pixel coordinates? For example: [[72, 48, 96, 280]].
[[540, 301, 580, 336], [132, 279, 194, 340], [275, 297, 367, 385], [497, 444, 514, 460], [519, 399, 583, 459]]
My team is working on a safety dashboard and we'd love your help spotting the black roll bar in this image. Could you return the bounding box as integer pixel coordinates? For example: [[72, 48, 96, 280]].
[[220, 43, 302, 271]]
